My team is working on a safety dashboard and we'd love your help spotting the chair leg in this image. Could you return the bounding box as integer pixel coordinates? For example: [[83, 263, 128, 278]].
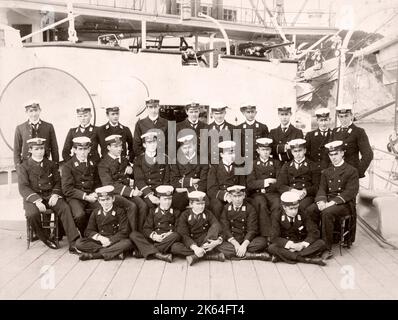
[[26, 219, 31, 249], [54, 213, 59, 247]]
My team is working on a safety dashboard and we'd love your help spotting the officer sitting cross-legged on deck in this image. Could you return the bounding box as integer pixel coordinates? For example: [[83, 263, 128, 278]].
[[268, 191, 327, 266], [218, 185, 270, 261], [76, 185, 133, 261], [171, 191, 225, 266], [129, 185, 181, 263], [18, 138, 80, 252]]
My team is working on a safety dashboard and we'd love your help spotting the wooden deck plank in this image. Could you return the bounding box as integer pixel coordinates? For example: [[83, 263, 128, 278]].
[[101, 258, 145, 300], [156, 259, 187, 300], [275, 263, 316, 299], [183, 261, 210, 300], [19, 249, 80, 300], [0, 246, 67, 299], [129, 260, 166, 300], [209, 261, 237, 300], [46, 259, 101, 300], [74, 260, 123, 300], [231, 260, 263, 300], [0, 237, 32, 269], [252, 260, 290, 300]]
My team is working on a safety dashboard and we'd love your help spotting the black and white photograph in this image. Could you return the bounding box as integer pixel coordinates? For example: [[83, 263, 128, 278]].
[[0, 0, 398, 305]]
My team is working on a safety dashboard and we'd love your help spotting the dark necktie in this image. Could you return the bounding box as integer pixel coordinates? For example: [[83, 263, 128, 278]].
[[31, 123, 39, 137], [225, 165, 232, 173], [282, 127, 287, 133], [290, 217, 294, 226]]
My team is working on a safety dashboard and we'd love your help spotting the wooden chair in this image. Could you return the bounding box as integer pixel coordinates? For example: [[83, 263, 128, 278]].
[[26, 209, 59, 249], [333, 215, 354, 256]]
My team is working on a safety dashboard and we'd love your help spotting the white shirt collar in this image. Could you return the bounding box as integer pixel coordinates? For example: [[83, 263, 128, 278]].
[[259, 157, 269, 163], [29, 119, 41, 125], [214, 120, 225, 126], [76, 156, 87, 163], [295, 158, 305, 164], [148, 115, 159, 122], [80, 123, 91, 128], [334, 159, 345, 167], [31, 156, 43, 163], [145, 150, 156, 158], [281, 123, 290, 129], [108, 153, 120, 160], [109, 121, 119, 127], [185, 152, 196, 161], [189, 119, 199, 125], [245, 119, 255, 125]]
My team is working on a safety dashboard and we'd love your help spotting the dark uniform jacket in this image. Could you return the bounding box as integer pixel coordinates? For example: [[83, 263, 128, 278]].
[[143, 207, 180, 238], [177, 208, 221, 248], [220, 201, 258, 244], [14, 120, 59, 166], [276, 158, 318, 196], [170, 154, 209, 193], [332, 123, 373, 178], [208, 121, 236, 162], [62, 124, 100, 163], [133, 152, 170, 197], [305, 128, 332, 172], [246, 157, 281, 194], [207, 163, 246, 201], [85, 205, 129, 244], [97, 122, 134, 162], [18, 158, 62, 203], [61, 155, 99, 200], [315, 162, 359, 205], [132, 116, 168, 157], [237, 120, 269, 157], [269, 124, 303, 163], [271, 210, 320, 247], [98, 154, 134, 198], [176, 119, 208, 154]]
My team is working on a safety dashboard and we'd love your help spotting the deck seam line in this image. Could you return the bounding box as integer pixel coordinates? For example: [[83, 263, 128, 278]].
[[100, 259, 124, 299], [127, 259, 146, 299], [155, 262, 167, 300], [72, 260, 102, 300]]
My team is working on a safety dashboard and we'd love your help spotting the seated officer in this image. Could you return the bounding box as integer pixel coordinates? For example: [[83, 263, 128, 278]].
[[207, 141, 245, 219], [276, 138, 318, 214], [18, 138, 80, 251], [305, 140, 359, 259], [76, 186, 133, 261], [269, 106, 303, 165], [97, 106, 134, 162], [129, 185, 181, 263], [62, 107, 100, 164], [171, 191, 225, 266], [237, 104, 269, 159], [61, 136, 100, 234], [218, 185, 270, 261], [305, 107, 333, 182], [268, 191, 327, 266], [14, 100, 59, 167], [97, 134, 147, 232], [170, 133, 209, 212], [133, 131, 170, 211], [247, 138, 281, 241], [132, 98, 168, 158]]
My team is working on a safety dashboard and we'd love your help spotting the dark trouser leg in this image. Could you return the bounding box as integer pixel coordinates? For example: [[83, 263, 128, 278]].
[[247, 236, 267, 253], [306, 203, 321, 226], [67, 198, 90, 235], [24, 202, 49, 242], [321, 204, 351, 250], [114, 195, 137, 233], [217, 242, 237, 259], [99, 239, 133, 261], [129, 231, 158, 258], [250, 194, 272, 237], [267, 243, 298, 264], [130, 196, 148, 232], [209, 198, 225, 220], [154, 232, 181, 254], [170, 242, 194, 257], [265, 193, 281, 220], [50, 198, 80, 245], [297, 239, 326, 258], [75, 238, 102, 253], [299, 196, 314, 217], [172, 193, 190, 212]]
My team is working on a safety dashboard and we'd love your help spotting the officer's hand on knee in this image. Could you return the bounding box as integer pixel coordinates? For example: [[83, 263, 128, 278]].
[[35, 200, 46, 213]]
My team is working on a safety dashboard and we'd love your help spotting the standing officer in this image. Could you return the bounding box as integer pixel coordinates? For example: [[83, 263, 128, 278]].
[[276, 138, 318, 214], [305, 140, 359, 259], [207, 141, 245, 219], [237, 104, 269, 159], [129, 185, 181, 263], [269, 106, 303, 165], [171, 191, 225, 266], [218, 185, 270, 261], [332, 104, 373, 178], [97, 134, 147, 232], [62, 107, 100, 164], [14, 100, 59, 167], [133, 132, 170, 211], [76, 185, 133, 261], [132, 98, 168, 157], [170, 133, 209, 212], [97, 106, 134, 162], [61, 136, 100, 234], [305, 107, 333, 182], [247, 138, 281, 242], [268, 191, 327, 266], [18, 138, 80, 252]]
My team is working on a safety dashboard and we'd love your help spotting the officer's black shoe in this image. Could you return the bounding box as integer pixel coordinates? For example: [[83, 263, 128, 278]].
[[69, 246, 82, 255], [79, 253, 102, 261], [43, 239, 58, 250], [321, 250, 333, 260], [154, 253, 172, 263], [204, 252, 225, 262], [303, 257, 327, 266], [186, 255, 200, 266], [132, 250, 144, 259], [271, 255, 281, 263], [245, 252, 271, 261]]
